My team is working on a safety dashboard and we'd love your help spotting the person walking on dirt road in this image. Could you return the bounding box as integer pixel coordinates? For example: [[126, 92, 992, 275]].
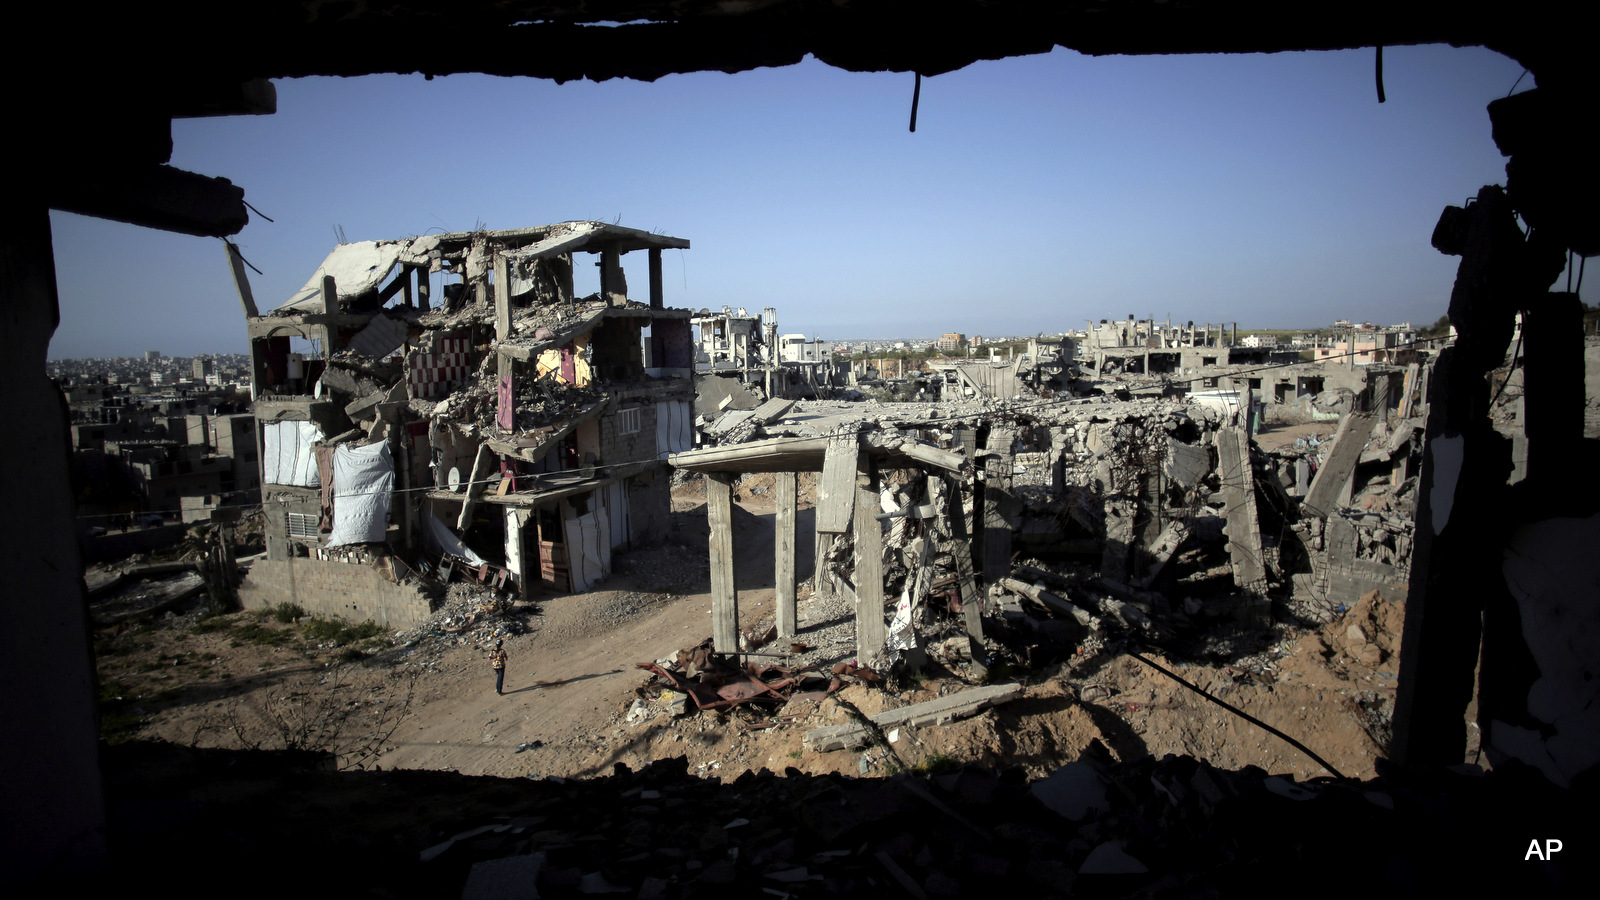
[[489, 640, 508, 695]]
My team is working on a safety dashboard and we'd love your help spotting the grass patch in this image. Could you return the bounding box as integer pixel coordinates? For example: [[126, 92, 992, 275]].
[[911, 753, 961, 776], [233, 622, 294, 647], [302, 617, 386, 646], [190, 617, 234, 635], [273, 602, 306, 624]]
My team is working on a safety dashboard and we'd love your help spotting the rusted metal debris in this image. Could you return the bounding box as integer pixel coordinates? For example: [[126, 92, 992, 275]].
[[637, 638, 864, 713]]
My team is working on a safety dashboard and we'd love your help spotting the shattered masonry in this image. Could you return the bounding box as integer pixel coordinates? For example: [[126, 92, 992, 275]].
[[674, 312, 1426, 683]]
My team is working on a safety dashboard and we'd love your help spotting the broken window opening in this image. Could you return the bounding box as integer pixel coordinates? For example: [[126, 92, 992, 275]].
[[590, 319, 645, 382], [617, 407, 642, 435], [572, 250, 602, 300]]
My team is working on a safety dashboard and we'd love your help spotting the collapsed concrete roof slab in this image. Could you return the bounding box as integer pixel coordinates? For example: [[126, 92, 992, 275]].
[[499, 221, 689, 260], [277, 240, 411, 313]]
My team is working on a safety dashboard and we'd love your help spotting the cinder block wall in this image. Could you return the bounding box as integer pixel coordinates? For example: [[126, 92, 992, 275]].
[[239, 558, 434, 629], [600, 404, 659, 465]]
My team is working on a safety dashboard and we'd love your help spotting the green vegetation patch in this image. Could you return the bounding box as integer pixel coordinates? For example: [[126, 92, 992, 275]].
[[232, 621, 294, 647], [301, 617, 385, 646], [911, 753, 961, 776], [189, 617, 233, 634], [272, 602, 306, 624]]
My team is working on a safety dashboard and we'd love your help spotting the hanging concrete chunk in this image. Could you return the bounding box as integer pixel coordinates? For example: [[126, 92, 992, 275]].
[[1133, 519, 1191, 588], [1301, 413, 1377, 518], [1163, 439, 1210, 489]]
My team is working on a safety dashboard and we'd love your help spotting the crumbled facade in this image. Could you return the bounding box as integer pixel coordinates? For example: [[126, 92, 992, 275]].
[[236, 222, 696, 620]]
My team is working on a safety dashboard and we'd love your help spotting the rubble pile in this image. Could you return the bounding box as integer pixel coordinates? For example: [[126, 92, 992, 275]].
[[391, 581, 538, 659], [510, 377, 605, 433]]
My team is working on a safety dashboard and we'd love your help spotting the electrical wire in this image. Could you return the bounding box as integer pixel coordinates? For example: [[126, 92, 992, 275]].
[[1127, 649, 1348, 779], [1488, 320, 1524, 410]]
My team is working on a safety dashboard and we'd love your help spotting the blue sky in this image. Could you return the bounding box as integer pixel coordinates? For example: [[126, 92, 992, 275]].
[[49, 44, 1536, 359]]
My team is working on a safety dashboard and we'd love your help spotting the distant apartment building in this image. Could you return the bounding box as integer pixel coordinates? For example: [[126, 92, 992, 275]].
[[1240, 334, 1278, 349], [937, 333, 965, 352], [1315, 329, 1416, 365], [779, 334, 829, 363]]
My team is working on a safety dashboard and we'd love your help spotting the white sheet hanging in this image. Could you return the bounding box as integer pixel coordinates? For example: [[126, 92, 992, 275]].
[[327, 442, 393, 547], [655, 399, 692, 457], [261, 421, 322, 487], [424, 512, 488, 567], [562, 501, 611, 592], [504, 508, 530, 576]]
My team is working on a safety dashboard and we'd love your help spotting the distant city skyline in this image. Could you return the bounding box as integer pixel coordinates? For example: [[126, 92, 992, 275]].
[[47, 315, 1418, 364], [48, 45, 1550, 359]]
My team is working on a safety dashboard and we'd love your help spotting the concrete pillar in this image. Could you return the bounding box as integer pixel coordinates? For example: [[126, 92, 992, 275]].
[[853, 460, 886, 666], [648, 248, 663, 310], [494, 252, 512, 342], [318, 274, 337, 357], [981, 427, 1014, 583], [707, 473, 739, 652], [600, 249, 627, 307], [0, 202, 106, 875], [775, 471, 797, 637]]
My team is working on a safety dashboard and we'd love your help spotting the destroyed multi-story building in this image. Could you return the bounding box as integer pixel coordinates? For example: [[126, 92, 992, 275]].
[[235, 221, 697, 625], [692, 306, 774, 375], [690, 306, 839, 416], [925, 335, 1077, 400]]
